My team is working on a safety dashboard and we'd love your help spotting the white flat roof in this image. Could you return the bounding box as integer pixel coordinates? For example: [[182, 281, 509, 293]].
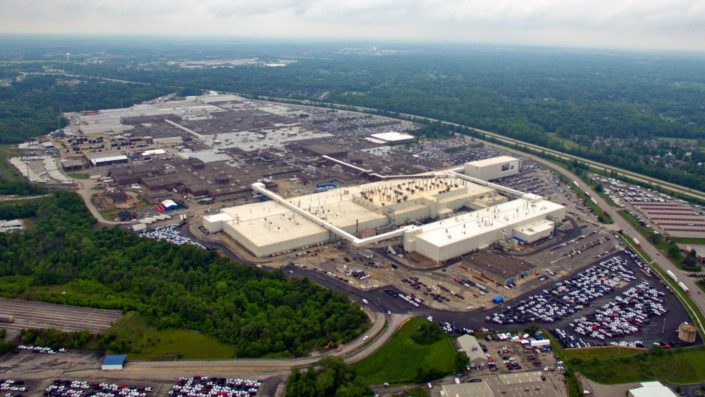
[[629, 382, 678, 397], [89, 155, 128, 165], [412, 198, 564, 247], [467, 156, 519, 168], [218, 176, 492, 252], [370, 131, 415, 142]]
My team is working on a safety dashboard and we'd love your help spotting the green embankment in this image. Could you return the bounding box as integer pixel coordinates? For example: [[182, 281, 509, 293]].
[[105, 312, 237, 360], [564, 346, 705, 384], [352, 317, 457, 385]]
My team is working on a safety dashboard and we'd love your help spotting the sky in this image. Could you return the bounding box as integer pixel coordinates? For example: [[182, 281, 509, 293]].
[[1, 0, 705, 51]]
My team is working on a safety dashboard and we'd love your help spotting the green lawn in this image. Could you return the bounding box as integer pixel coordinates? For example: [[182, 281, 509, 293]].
[[352, 317, 457, 385], [0, 145, 21, 182], [67, 172, 90, 180], [565, 346, 705, 384], [108, 312, 237, 360], [563, 347, 643, 362], [671, 237, 705, 246]]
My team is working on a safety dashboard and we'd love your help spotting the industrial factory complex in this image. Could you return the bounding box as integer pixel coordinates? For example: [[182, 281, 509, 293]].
[[12, 91, 695, 322], [204, 156, 566, 261]]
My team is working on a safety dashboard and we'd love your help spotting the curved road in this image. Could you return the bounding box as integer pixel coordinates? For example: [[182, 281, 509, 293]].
[[257, 96, 705, 203], [255, 95, 705, 329]]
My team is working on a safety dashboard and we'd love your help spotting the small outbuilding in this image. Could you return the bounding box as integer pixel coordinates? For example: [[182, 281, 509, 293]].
[[101, 354, 127, 371], [456, 334, 486, 364], [628, 381, 677, 397], [678, 322, 697, 343]]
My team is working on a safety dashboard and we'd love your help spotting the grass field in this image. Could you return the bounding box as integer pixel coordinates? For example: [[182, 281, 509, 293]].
[[352, 317, 457, 385], [67, 172, 90, 180], [565, 346, 705, 384], [106, 312, 237, 360], [563, 347, 643, 362], [671, 237, 705, 246], [0, 145, 21, 182]]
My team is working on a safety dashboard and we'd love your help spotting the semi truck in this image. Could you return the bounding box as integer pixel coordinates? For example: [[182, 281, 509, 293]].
[[0, 314, 15, 323]]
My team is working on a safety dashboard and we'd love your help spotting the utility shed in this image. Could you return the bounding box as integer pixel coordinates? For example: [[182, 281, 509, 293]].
[[456, 334, 486, 364], [101, 354, 127, 371], [628, 381, 678, 397]]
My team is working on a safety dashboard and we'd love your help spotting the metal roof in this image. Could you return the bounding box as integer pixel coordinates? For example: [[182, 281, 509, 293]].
[[102, 355, 127, 366]]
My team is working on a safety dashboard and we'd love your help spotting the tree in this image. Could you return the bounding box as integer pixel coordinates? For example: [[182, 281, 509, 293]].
[[411, 322, 444, 345], [285, 357, 372, 397], [454, 351, 470, 373]]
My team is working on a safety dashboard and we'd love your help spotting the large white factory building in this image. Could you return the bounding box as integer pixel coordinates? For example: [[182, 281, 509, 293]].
[[203, 156, 565, 261]]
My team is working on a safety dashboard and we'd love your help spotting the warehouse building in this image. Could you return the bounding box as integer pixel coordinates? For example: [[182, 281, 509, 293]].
[[86, 153, 129, 167], [205, 176, 502, 257], [205, 165, 564, 260], [403, 196, 565, 262], [368, 131, 416, 144], [464, 156, 520, 181], [628, 381, 678, 397]]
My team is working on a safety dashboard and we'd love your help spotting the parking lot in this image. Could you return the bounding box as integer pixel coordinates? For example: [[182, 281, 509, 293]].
[[488, 250, 694, 348], [0, 299, 123, 339], [139, 223, 206, 248]]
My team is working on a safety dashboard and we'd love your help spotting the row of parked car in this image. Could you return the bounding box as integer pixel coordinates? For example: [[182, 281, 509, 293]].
[[168, 377, 261, 397], [16, 345, 67, 354], [1, 379, 27, 394], [139, 224, 205, 248], [567, 281, 668, 341], [487, 255, 638, 325], [44, 380, 152, 397]]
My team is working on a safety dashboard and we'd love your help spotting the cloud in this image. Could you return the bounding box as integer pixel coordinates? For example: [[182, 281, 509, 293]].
[[1, 0, 704, 51]]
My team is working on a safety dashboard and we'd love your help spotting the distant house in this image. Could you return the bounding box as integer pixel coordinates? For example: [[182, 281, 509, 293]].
[[456, 334, 486, 365], [101, 354, 127, 371]]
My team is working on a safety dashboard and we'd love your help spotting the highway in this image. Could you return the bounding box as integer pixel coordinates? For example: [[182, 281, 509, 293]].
[[256, 94, 705, 329], [257, 96, 705, 203]]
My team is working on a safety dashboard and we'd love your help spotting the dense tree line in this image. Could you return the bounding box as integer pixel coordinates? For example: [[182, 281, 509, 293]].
[[0, 179, 45, 196], [20, 328, 92, 349], [286, 357, 373, 397], [0, 192, 368, 357], [4, 43, 705, 190], [0, 74, 171, 143]]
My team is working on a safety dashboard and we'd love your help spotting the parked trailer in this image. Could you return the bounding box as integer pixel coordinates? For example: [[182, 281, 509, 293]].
[[632, 237, 641, 248], [666, 270, 678, 283], [0, 314, 15, 323], [678, 281, 690, 294]]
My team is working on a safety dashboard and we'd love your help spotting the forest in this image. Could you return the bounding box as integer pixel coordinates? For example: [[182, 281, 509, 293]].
[[2, 41, 705, 190], [0, 192, 368, 357]]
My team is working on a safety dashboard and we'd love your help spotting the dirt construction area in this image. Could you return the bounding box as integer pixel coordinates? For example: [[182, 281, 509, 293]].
[[272, 217, 617, 312], [0, 298, 123, 338]]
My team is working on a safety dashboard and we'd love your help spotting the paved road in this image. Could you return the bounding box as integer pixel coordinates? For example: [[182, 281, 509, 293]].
[[5, 312, 408, 382], [256, 95, 705, 332], [257, 96, 705, 203], [74, 179, 131, 226], [487, 140, 705, 333]]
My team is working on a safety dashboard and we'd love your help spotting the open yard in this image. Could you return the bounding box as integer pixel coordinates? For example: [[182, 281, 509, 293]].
[[107, 312, 237, 360], [565, 346, 705, 384], [352, 317, 457, 385], [0, 297, 123, 338]]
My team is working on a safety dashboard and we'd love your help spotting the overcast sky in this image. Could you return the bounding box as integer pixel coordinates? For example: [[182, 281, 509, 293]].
[[1, 0, 705, 51]]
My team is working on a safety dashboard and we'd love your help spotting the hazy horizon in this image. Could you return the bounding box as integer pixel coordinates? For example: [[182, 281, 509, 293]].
[[1, 0, 705, 53]]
